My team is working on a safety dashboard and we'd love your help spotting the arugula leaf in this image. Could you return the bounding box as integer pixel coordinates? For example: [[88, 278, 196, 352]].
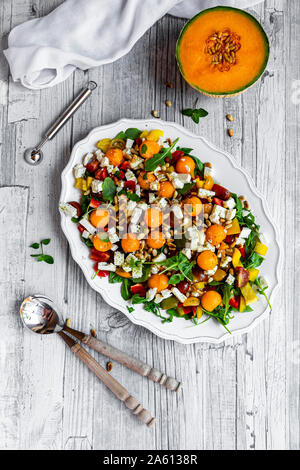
[[244, 252, 264, 269], [127, 192, 141, 202], [182, 108, 208, 123], [121, 279, 132, 301], [109, 272, 123, 283], [254, 277, 272, 310], [81, 236, 93, 248], [102, 177, 116, 202], [177, 182, 195, 195], [132, 265, 151, 283], [141, 144, 147, 154], [81, 194, 92, 215], [145, 138, 179, 172], [231, 193, 243, 221], [222, 284, 233, 321], [169, 273, 184, 284], [176, 146, 204, 174]]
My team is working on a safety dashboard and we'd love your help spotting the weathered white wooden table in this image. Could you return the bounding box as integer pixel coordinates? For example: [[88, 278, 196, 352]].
[[0, 0, 299, 450]]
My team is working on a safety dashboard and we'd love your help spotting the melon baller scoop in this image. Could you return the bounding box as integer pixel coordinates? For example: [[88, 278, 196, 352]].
[[24, 81, 97, 165]]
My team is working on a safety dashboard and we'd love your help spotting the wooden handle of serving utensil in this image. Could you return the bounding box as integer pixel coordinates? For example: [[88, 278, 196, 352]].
[[64, 326, 182, 392], [58, 331, 156, 427]]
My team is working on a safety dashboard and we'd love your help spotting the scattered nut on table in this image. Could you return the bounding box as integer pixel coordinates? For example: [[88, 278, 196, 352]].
[[106, 361, 113, 372], [228, 129, 234, 137], [226, 114, 234, 122]]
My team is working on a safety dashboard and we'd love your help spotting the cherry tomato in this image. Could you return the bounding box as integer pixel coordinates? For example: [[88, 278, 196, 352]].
[[120, 161, 131, 170], [212, 184, 230, 201], [130, 284, 147, 297], [86, 160, 100, 173], [95, 168, 108, 180], [229, 296, 240, 309], [213, 197, 223, 207], [171, 150, 184, 161], [78, 224, 85, 233], [177, 280, 190, 295], [93, 263, 110, 277], [124, 180, 136, 190], [238, 246, 246, 259], [90, 249, 111, 262]]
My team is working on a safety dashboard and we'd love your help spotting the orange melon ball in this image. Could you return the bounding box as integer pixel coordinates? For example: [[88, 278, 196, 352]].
[[158, 181, 175, 198], [90, 208, 110, 228], [121, 233, 141, 253], [93, 233, 112, 252], [206, 224, 226, 246], [201, 291, 222, 312], [197, 250, 218, 271], [183, 196, 202, 217], [139, 140, 160, 159], [147, 273, 169, 293], [144, 207, 162, 228], [175, 156, 195, 176], [137, 171, 156, 190], [106, 148, 124, 166], [146, 231, 165, 249]]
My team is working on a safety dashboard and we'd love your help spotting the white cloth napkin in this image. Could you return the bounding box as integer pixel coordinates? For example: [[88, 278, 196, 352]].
[[4, 0, 263, 90]]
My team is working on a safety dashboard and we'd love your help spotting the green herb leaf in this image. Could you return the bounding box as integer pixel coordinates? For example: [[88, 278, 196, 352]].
[[102, 177, 116, 202], [182, 108, 208, 123], [42, 255, 54, 264], [115, 131, 127, 140], [254, 277, 272, 310], [121, 279, 132, 301], [109, 272, 124, 284], [141, 144, 147, 154], [169, 273, 184, 284], [127, 306, 134, 313], [244, 252, 264, 269], [127, 192, 141, 202], [145, 138, 179, 172], [30, 254, 41, 257], [30, 243, 40, 249], [177, 182, 195, 195], [41, 238, 51, 245], [125, 128, 141, 140]]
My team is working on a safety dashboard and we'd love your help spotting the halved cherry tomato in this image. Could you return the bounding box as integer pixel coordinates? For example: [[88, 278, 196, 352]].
[[93, 262, 110, 277], [78, 224, 85, 233], [90, 249, 110, 262], [238, 246, 246, 259], [120, 161, 130, 170], [86, 160, 100, 173], [130, 284, 146, 297], [119, 170, 125, 179], [135, 137, 142, 147], [212, 184, 230, 200], [171, 150, 184, 161], [90, 198, 102, 209], [177, 280, 190, 295], [68, 201, 82, 217], [229, 295, 239, 309], [235, 267, 250, 288], [225, 235, 235, 244], [95, 168, 108, 180], [124, 180, 136, 190], [213, 197, 223, 207]]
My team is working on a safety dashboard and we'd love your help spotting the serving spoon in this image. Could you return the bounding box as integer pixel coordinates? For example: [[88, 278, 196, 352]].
[[20, 294, 156, 427]]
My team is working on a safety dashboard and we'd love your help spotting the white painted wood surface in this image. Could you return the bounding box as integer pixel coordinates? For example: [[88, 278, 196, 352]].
[[0, 0, 299, 450]]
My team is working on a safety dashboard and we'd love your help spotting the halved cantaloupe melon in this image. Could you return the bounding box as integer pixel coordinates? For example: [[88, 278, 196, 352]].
[[176, 7, 269, 97]]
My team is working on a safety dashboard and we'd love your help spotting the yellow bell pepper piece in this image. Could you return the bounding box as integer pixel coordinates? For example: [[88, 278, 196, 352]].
[[147, 129, 163, 141], [86, 176, 93, 189], [226, 218, 241, 235], [248, 268, 259, 282], [81, 179, 87, 191], [96, 138, 111, 153], [196, 178, 204, 188], [196, 306, 203, 319], [139, 130, 149, 139], [194, 281, 206, 289], [254, 242, 268, 256], [240, 283, 258, 305], [239, 296, 246, 312], [232, 248, 242, 268], [75, 177, 83, 189]]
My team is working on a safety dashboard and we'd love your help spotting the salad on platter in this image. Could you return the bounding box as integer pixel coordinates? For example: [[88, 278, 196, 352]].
[[60, 127, 271, 332]]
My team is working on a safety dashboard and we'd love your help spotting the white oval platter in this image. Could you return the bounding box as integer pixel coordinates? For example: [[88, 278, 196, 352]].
[[60, 118, 281, 344]]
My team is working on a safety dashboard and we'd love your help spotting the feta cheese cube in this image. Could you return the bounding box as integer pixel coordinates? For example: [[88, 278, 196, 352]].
[[136, 184, 141, 197], [198, 188, 215, 198], [130, 156, 144, 170], [149, 193, 156, 203], [146, 288, 157, 301], [154, 294, 163, 303], [132, 264, 143, 278], [111, 244, 119, 251], [127, 200, 137, 212], [198, 229, 206, 245], [152, 253, 166, 263], [82, 230, 90, 239], [97, 262, 116, 272], [209, 204, 226, 224], [106, 165, 114, 174], [172, 205, 183, 219], [109, 232, 120, 243], [223, 197, 236, 210], [125, 169, 137, 182], [117, 181, 124, 192], [235, 237, 245, 246], [59, 202, 78, 218], [126, 138, 134, 149], [226, 208, 236, 220], [161, 289, 173, 299], [204, 241, 216, 252], [83, 152, 93, 166], [150, 181, 159, 191], [79, 218, 97, 234], [131, 207, 142, 224], [226, 273, 235, 285], [74, 164, 85, 178], [220, 256, 232, 268], [171, 287, 187, 303], [158, 198, 168, 208], [130, 223, 140, 233], [182, 248, 192, 259], [153, 166, 161, 176], [205, 265, 218, 275], [91, 179, 103, 193], [95, 149, 104, 161], [100, 157, 109, 168], [151, 265, 160, 274], [240, 227, 251, 239]]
